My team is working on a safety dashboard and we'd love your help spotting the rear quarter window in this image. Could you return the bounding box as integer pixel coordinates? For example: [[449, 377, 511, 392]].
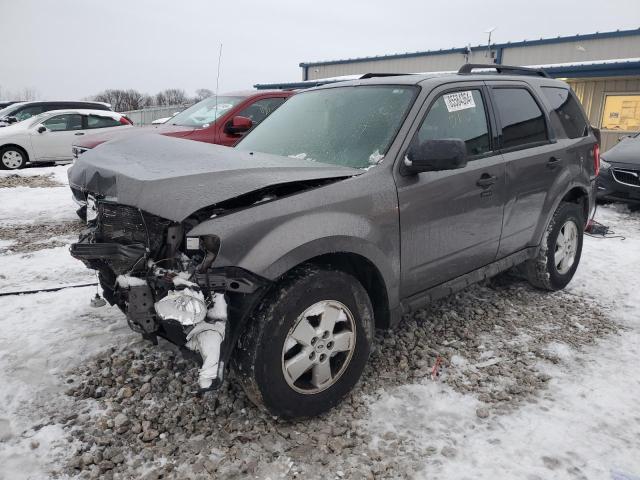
[[493, 88, 548, 150], [86, 115, 121, 129], [541, 87, 588, 139]]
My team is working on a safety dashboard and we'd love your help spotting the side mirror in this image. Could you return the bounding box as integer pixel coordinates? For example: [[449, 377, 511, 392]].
[[224, 115, 253, 135], [403, 139, 468, 174], [37, 125, 47, 133], [6, 116, 18, 124]]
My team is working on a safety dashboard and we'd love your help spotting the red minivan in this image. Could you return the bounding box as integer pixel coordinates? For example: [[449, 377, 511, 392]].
[[72, 90, 294, 157]]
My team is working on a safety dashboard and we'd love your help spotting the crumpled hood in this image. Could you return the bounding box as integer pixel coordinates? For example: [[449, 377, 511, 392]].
[[602, 136, 640, 166], [68, 133, 361, 222]]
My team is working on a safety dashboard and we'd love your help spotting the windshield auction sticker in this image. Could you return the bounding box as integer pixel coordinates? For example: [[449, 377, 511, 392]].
[[443, 91, 476, 112]]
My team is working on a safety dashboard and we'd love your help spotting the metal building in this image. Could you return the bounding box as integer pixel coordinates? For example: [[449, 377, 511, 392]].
[[256, 29, 640, 151]]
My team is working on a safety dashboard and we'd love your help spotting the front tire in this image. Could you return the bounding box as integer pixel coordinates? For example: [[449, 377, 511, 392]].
[[235, 265, 374, 419], [0, 146, 27, 170], [524, 202, 584, 291]]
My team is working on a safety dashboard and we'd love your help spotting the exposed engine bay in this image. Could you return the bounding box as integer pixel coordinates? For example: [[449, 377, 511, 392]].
[[70, 198, 267, 391]]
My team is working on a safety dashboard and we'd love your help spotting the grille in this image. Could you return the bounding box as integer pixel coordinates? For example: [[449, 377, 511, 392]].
[[97, 202, 171, 254], [612, 169, 640, 188]]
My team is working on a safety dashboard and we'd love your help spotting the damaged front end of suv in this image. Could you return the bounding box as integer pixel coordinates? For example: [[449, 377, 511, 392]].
[[68, 133, 359, 392], [70, 200, 264, 391]]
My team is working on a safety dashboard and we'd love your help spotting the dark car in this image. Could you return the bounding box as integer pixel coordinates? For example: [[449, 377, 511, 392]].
[[0, 101, 19, 109], [597, 133, 640, 205], [0, 100, 112, 127], [69, 65, 598, 418]]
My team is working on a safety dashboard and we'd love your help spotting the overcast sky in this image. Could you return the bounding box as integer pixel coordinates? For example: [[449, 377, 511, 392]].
[[1, 0, 638, 100]]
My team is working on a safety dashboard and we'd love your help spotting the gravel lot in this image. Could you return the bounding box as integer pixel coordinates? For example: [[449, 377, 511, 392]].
[[0, 165, 638, 480], [60, 280, 615, 480]]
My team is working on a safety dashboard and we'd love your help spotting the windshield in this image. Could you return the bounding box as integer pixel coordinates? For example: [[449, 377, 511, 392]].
[[237, 86, 417, 169], [0, 104, 20, 119], [169, 96, 243, 128]]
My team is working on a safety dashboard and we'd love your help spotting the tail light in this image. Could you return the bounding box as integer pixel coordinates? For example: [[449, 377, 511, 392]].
[[593, 143, 600, 177], [120, 116, 133, 125]]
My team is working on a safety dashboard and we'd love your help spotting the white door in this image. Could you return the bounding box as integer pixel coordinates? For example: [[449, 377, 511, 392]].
[[31, 113, 84, 160]]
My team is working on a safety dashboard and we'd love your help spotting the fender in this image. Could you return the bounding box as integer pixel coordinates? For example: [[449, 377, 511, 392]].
[[534, 179, 590, 249], [188, 201, 401, 314], [0, 141, 32, 162], [263, 234, 397, 299]]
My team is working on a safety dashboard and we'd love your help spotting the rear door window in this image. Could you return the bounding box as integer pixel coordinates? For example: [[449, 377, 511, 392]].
[[415, 89, 491, 157], [42, 114, 83, 131], [541, 87, 588, 139], [492, 88, 549, 149], [86, 115, 120, 129]]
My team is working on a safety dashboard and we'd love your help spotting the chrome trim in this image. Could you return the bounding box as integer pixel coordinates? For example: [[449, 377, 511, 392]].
[[611, 168, 640, 188]]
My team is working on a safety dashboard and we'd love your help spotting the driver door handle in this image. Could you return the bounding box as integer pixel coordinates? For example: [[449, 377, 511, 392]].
[[74, 132, 85, 136], [476, 174, 497, 188]]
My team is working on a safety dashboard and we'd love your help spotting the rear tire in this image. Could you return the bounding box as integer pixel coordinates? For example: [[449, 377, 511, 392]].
[[0, 146, 27, 170], [235, 265, 374, 419], [524, 202, 584, 291]]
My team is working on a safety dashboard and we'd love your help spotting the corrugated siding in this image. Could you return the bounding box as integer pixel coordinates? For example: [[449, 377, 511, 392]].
[[567, 76, 640, 151], [305, 35, 640, 81], [306, 50, 493, 80], [502, 36, 640, 65]]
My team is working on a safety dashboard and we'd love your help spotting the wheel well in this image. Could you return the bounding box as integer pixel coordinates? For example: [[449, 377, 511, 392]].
[[1, 144, 29, 162], [561, 187, 589, 224], [303, 252, 391, 330]]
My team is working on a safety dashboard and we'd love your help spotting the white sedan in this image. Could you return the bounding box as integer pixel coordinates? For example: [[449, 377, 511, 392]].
[[0, 109, 133, 169]]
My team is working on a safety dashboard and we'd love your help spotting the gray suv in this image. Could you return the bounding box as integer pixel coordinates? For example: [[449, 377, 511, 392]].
[[69, 65, 598, 418]]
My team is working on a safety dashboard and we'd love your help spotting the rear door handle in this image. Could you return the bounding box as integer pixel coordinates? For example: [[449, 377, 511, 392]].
[[74, 132, 85, 136], [476, 174, 497, 188], [547, 156, 562, 169]]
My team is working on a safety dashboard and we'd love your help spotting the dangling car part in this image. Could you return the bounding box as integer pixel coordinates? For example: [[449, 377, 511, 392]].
[[70, 203, 271, 391]]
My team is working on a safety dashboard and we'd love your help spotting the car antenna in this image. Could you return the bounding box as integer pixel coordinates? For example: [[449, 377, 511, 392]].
[[213, 43, 223, 122]]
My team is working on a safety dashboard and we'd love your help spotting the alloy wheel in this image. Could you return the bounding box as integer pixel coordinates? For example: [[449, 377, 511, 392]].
[[281, 300, 357, 394], [555, 220, 578, 275]]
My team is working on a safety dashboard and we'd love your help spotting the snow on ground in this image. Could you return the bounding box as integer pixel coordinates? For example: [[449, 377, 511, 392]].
[[0, 165, 139, 479], [0, 164, 639, 479], [0, 246, 96, 293], [0, 164, 71, 185], [364, 204, 640, 480], [0, 289, 138, 479], [0, 186, 78, 225], [0, 164, 77, 226]]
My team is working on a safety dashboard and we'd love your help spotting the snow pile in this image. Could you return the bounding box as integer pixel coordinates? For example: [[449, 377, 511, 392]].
[[0, 164, 71, 185]]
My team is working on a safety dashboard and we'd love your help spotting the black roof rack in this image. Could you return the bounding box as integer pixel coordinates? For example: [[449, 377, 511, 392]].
[[359, 73, 412, 79], [458, 64, 550, 78]]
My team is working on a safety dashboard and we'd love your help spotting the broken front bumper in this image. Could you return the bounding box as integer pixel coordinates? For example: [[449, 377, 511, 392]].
[[70, 239, 270, 390]]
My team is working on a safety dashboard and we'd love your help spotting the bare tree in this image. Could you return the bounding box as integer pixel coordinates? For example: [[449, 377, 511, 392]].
[[20, 88, 39, 101], [194, 88, 214, 102], [154, 91, 167, 106], [0, 86, 39, 101], [155, 88, 188, 106], [92, 89, 151, 112]]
